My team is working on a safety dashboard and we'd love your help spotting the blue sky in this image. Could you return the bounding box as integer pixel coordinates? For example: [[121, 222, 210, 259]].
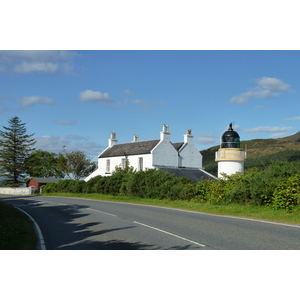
[[0, 50, 299, 161]]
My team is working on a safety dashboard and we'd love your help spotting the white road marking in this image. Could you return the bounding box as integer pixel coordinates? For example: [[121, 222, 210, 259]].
[[43, 196, 300, 228], [16, 207, 46, 250], [86, 208, 117, 217], [133, 221, 206, 248]]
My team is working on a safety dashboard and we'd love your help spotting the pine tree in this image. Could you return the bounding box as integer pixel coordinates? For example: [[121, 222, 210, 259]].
[[0, 116, 36, 186]]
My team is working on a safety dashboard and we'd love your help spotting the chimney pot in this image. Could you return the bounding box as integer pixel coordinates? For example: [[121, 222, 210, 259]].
[[108, 132, 118, 147], [162, 124, 169, 133]]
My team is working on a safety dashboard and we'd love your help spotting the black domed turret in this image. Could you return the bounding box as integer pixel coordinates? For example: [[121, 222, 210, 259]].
[[221, 123, 240, 148]]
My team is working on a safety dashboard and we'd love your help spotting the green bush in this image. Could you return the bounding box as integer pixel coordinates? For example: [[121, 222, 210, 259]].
[[220, 162, 300, 206], [273, 174, 300, 212], [41, 160, 300, 211], [42, 182, 59, 193]]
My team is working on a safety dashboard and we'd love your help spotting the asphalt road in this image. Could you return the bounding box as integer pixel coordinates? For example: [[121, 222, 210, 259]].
[[1, 194, 300, 250]]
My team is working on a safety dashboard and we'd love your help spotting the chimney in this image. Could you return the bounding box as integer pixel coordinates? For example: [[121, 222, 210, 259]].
[[184, 129, 193, 144], [108, 132, 118, 147], [160, 124, 170, 142], [132, 135, 139, 142]]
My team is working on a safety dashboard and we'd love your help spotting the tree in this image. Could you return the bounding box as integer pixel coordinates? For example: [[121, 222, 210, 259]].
[[0, 116, 36, 186], [57, 149, 97, 180], [25, 149, 64, 178]]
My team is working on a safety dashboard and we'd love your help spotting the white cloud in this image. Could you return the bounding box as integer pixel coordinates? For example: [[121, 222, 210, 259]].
[[196, 137, 216, 145], [124, 89, 132, 96], [133, 99, 148, 106], [14, 61, 59, 73], [230, 77, 291, 104], [16, 95, 55, 108], [196, 133, 218, 145], [258, 77, 290, 91], [65, 135, 86, 140], [132, 99, 151, 109], [79, 90, 113, 103], [35, 135, 104, 157], [283, 116, 300, 121], [245, 126, 293, 134], [35, 135, 68, 153], [55, 119, 77, 126], [0, 50, 76, 74]]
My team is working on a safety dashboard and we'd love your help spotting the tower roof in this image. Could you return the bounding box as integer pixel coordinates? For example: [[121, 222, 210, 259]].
[[221, 123, 240, 148], [222, 123, 240, 139]]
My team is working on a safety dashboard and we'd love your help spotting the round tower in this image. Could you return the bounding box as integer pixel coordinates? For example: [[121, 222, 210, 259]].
[[215, 123, 246, 179]]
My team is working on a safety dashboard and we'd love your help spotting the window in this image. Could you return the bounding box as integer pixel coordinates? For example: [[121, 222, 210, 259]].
[[106, 159, 110, 173], [138, 157, 143, 171], [121, 158, 127, 169]]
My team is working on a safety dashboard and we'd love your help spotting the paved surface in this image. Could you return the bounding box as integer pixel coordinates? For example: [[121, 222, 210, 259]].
[[1, 194, 300, 250]]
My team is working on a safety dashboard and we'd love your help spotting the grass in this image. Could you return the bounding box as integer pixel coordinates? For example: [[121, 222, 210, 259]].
[[42, 192, 300, 225], [0, 202, 37, 250]]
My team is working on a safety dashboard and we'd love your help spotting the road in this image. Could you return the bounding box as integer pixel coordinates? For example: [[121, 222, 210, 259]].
[[1, 194, 300, 250]]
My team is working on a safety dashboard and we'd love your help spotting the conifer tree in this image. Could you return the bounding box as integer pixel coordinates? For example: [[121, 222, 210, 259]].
[[0, 116, 36, 186]]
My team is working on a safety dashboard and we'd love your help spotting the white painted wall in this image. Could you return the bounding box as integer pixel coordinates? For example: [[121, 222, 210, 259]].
[[84, 153, 153, 181], [179, 134, 202, 168], [217, 161, 244, 179], [151, 139, 179, 167]]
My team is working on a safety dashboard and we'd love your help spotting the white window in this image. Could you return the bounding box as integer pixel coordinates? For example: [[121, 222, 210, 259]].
[[121, 158, 127, 169], [138, 157, 143, 171], [106, 159, 110, 173]]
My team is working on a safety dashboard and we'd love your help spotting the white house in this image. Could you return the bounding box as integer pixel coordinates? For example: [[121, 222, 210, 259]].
[[85, 124, 215, 182]]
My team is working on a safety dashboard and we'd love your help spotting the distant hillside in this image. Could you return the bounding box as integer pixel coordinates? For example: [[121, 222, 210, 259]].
[[280, 131, 300, 143], [201, 131, 300, 176]]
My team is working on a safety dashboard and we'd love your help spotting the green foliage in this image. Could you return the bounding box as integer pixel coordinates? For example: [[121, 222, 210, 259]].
[[57, 149, 97, 180], [113, 159, 135, 176], [43, 182, 59, 193], [25, 149, 64, 178], [0, 116, 36, 186], [245, 150, 300, 171], [42, 160, 300, 212], [273, 174, 300, 212]]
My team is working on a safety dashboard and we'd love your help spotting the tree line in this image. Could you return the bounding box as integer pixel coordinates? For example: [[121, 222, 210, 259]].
[[0, 116, 96, 186]]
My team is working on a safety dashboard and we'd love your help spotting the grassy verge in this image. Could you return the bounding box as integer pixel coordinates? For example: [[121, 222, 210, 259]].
[[42, 193, 300, 225], [0, 202, 37, 250]]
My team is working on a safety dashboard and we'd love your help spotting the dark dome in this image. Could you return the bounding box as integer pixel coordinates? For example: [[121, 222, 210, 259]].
[[222, 130, 240, 139], [221, 123, 240, 148]]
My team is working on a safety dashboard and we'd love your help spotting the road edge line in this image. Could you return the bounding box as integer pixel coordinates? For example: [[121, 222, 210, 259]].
[[16, 207, 46, 250]]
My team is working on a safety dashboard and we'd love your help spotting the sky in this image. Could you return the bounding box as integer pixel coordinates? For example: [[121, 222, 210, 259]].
[[0, 50, 300, 161]]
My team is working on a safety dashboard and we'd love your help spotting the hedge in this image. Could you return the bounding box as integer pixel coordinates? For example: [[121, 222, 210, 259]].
[[42, 161, 300, 212]]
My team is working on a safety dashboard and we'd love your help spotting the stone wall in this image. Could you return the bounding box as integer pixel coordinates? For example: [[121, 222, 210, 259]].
[[0, 186, 35, 195]]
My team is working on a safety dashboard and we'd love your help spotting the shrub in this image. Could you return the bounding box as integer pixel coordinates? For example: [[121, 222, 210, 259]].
[[103, 173, 127, 195], [42, 182, 59, 193], [41, 160, 300, 211], [92, 176, 107, 194], [273, 174, 300, 212]]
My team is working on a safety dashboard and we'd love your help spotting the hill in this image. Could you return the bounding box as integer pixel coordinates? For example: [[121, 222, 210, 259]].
[[201, 131, 300, 176]]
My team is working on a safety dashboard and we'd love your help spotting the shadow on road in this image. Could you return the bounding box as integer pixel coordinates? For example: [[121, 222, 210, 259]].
[[0, 195, 201, 250]]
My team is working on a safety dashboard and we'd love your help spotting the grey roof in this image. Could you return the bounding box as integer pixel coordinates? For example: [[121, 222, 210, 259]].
[[99, 140, 184, 158], [29, 177, 60, 184], [157, 167, 217, 182], [172, 142, 184, 151]]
